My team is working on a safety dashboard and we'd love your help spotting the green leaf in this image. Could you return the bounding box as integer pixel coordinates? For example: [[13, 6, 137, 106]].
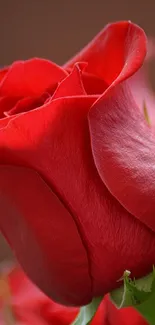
[[71, 296, 102, 325], [110, 269, 155, 325]]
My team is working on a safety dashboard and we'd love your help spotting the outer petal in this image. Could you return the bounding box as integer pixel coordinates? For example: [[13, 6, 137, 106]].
[[89, 81, 155, 233], [0, 58, 67, 97], [0, 166, 91, 306], [64, 21, 146, 86], [1, 95, 155, 300]]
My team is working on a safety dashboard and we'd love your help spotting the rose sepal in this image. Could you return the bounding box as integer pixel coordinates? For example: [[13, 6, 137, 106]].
[[110, 268, 155, 325]]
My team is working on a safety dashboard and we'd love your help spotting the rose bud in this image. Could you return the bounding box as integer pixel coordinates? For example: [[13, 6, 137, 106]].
[[0, 21, 155, 307]]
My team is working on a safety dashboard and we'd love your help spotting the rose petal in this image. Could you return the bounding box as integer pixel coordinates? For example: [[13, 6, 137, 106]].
[[89, 81, 155, 233], [52, 63, 86, 100], [64, 21, 146, 86], [0, 166, 91, 306], [0, 58, 67, 97], [65, 67, 107, 95]]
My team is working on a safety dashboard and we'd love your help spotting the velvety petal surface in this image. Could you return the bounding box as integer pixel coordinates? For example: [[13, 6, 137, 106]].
[[89, 81, 155, 233], [0, 166, 91, 306]]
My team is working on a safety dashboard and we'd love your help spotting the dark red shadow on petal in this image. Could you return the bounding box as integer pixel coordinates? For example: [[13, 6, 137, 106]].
[[82, 72, 108, 95], [6, 93, 50, 117], [0, 166, 92, 306], [0, 97, 19, 118]]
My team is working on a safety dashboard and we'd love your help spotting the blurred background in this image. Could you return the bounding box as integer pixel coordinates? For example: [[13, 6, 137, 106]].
[[0, 0, 155, 261]]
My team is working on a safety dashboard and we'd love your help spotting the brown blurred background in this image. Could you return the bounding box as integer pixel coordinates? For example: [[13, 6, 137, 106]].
[[0, 0, 155, 261]]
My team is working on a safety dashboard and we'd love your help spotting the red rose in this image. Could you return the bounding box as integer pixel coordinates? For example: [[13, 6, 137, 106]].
[[0, 266, 147, 325], [0, 20, 155, 307]]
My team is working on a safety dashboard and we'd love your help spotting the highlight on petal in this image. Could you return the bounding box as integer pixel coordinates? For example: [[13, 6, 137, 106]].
[[0, 166, 92, 306], [89, 81, 155, 233], [64, 21, 146, 86], [0, 58, 67, 97], [52, 63, 87, 100], [128, 38, 155, 127]]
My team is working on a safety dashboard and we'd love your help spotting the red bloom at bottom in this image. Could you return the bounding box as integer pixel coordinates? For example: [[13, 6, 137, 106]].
[[0, 265, 148, 325]]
